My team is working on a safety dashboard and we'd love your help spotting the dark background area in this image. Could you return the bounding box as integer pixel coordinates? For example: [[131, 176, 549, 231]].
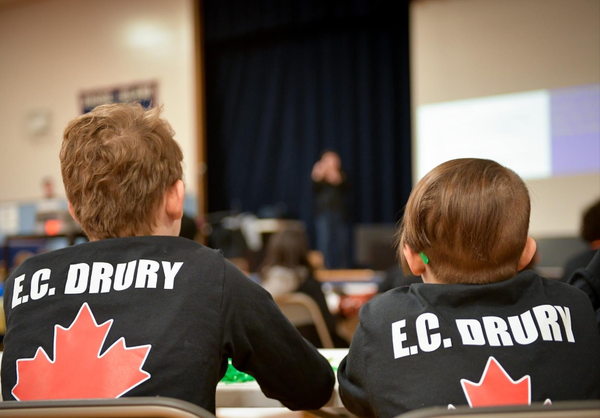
[[203, 0, 412, 237]]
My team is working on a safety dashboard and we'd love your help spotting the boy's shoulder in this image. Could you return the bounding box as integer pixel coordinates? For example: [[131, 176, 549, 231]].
[[361, 271, 593, 323], [516, 270, 594, 302], [359, 283, 423, 323], [7, 236, 223, 283], [4, 236, 231, 310]]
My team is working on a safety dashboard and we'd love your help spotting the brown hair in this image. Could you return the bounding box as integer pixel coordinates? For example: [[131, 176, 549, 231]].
[[260, 229, 313, 276], [581, 199, 600, 244], [60, 103, 183, 240], [398, 158, 530, 284]]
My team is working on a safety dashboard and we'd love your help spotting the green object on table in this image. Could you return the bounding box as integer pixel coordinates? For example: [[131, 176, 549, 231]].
[[328, 358, 338, 373], [220, 356, 339, 384], [221, 359, 256, 384]]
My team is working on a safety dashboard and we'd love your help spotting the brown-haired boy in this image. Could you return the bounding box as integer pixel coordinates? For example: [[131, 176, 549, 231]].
[[1, 103, 334, 411], [338, 158, 600, 417]]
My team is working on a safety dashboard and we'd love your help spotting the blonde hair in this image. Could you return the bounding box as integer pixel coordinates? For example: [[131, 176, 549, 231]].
[[60, 103, 183, 240], [398, 158, 530, 284]]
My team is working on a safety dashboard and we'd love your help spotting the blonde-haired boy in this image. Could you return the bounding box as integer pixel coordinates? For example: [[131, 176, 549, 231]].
[[2, 104, 334, 411], [338, 158, 600, 417]]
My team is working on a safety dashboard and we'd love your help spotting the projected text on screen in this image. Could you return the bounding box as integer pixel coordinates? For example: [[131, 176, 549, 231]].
[[417, 84, 600, 180]]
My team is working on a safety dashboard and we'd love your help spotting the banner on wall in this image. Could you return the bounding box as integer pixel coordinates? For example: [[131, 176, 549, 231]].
[[80, 81, 158, 114]]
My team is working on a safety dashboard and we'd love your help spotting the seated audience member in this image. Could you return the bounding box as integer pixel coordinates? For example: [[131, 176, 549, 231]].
[[1, 104, 334, 411], [568, 248, 600, 332], [338, 158, 600, 418], [562, 199, 600, 282], [260, 229, 348, 347]]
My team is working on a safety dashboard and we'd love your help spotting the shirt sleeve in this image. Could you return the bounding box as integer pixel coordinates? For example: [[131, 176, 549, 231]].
[[220, 259, 335, 410], [337, 307, 376, 417]]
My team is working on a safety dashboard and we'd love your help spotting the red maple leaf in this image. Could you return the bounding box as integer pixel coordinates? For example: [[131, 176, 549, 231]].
[[460, 357, 530, 408], [12, 303, 151, 400]]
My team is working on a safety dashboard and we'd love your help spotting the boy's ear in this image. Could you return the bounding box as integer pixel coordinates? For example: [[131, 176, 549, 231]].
[[403, 244, 427, 276], [517, 237, 537, 271], [67, 202, 79, 223], [165, 179, 185, 221]]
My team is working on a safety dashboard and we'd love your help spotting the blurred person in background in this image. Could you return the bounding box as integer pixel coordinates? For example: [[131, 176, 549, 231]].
[[260, 229, 348, 347], [562, 199, 600, 282], [312, 151, 350, 269]]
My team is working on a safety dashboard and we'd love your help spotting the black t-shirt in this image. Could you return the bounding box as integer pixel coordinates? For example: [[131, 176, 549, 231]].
[[1, 236, 334, 412], [338, 270, 600, 418], [313, 179, 348, 215]]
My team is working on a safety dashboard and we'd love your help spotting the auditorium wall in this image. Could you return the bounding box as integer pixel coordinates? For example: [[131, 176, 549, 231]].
[[411, 0, 600, 238], [0, 0, 197, 206]]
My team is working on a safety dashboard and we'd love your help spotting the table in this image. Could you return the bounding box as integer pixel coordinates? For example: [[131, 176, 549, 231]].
[[314, 269, 383, 283], [216, 349, 348, 411]]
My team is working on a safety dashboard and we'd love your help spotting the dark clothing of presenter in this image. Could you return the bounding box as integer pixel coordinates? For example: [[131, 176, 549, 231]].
[[1, 236, 334, 412], [314, 179, 349, 269]]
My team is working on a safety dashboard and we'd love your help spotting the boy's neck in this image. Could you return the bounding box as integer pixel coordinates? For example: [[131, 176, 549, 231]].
[[151, 218, 182, 237], [421, 271, 441, 284]]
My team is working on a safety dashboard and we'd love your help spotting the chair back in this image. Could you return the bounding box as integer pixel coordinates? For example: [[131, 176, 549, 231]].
[[0, 397, 216, 418], [275, 292, 335, 348], [396, 400, 600, 418]]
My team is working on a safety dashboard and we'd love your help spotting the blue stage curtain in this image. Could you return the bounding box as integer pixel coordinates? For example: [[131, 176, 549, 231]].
[[203, 0, 412, 227]]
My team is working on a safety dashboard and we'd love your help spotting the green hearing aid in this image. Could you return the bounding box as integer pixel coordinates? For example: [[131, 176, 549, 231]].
[[420, 252, 429, 265]]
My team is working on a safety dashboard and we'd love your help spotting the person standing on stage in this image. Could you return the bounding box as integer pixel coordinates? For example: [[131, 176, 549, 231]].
[[312, 151, 349, 269]]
